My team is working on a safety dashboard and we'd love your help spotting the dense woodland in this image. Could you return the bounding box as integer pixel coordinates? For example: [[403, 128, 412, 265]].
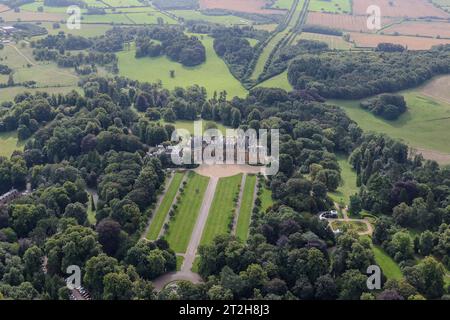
[[0, 74, 448, 300], [287, 45, 450, 99]]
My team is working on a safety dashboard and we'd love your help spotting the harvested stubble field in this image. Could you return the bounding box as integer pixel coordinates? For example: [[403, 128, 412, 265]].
[[349, 32, 450, 50], [306, 12, 398, 32], [352, 0, 449, 18], [199, 0, 285, 15], [383, 20, 450, 39]]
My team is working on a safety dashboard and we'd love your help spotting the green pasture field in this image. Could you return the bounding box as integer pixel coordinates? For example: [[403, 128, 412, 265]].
[[41, 22, 112, 37], [200, 174, 242, 246], [165, 172, 209, 253], [146, 172, 185, 240], [271, 0, 295, 10], [308, 0, 351, 13], [329, 91, 450, 155], [236, 174, 257, 242], [118, 36, 248, 98]]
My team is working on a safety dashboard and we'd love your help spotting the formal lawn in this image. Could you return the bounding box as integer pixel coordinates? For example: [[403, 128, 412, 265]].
[[146, 172, 185, 240], [236, 175, 257, 242], [372, 245, 403, 280], [0, 131, 25, 158], [118, 36, 248, 98], [329, 154, 358, 205], [165, 172, 209, 253], [200, 174, 242, 246], [329, 91, 450, 154]]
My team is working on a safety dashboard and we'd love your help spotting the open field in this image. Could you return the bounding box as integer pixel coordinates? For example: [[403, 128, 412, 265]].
[[306, 12, 398, 32], [236, 175, 256, 242], [169, 10, 251, 25], [330, 154, 358, 205], [419, 75, 450, 104], [372, 245, 403, 280], [297, 32, 352, 49], [102, 0, 143, 6], [0, 131, 24, 158], [165, 172, 209, 253], [0, 4, 9, 12], [257, 71, 292, 90], [329, 91, 450, 156], [0, 9, 64, 22], [308, 0, 351, 14], [40, 22, 111, 37], [146, 172, 185, 241], [200, 174, 242, 246], [271, 0, 295, 10], [199, 0, 285, 15], [353, 0, 449, 18], [118, 36, 247, 98], [349, 32, 450, 50], [383, 20, 450, 39]]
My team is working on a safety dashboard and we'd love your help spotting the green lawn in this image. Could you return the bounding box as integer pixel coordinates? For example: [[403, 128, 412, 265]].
[[372, 245, 403, 280], [176, 256, 184, 271], [236, 175, 257, 242], [86, 192, 96, 225], [257, 71, 292, 91], [260, 184, 274, 212], [157, 120, 231, 136], [329, 154, 358, 205], [329, 91, 450, 155], [118, 35, 247, 98], [0, 131, 25, 158], [200, 174, 242, 246], [165, 172, 209, 253], [146, 172, 185, 240], [192, 256, 200, 273], [271, 0, 295, 10]]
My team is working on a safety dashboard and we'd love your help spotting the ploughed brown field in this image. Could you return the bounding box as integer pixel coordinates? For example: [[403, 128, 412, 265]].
[[0, 4, 9, 12], [0, 10, 65, 22], [199, 0, 284, 15], [349, 32, 450, 50], [352, 0, 449, 18], [383, 20, 450, 39], [306, 12, 399, 32]]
